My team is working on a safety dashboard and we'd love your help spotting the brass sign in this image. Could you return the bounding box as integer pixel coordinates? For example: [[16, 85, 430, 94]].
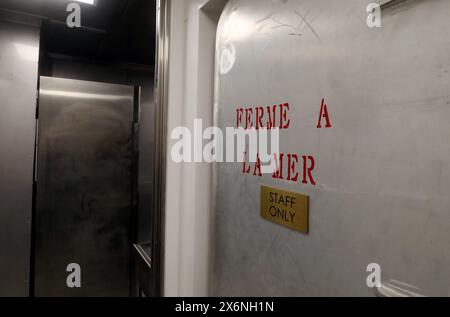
[[260, 185, 309, 234]]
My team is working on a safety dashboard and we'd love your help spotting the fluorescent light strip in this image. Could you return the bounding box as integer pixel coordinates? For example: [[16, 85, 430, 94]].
[[74, 0, 96, 5]]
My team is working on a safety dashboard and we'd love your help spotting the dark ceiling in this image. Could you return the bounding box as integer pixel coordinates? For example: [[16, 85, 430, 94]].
[[0, 0, 156, 66]]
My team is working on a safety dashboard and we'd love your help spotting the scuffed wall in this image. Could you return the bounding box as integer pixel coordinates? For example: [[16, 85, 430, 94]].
[[214, 0, 450, 296]]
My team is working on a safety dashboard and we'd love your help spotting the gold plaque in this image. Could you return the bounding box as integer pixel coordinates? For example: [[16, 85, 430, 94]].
[[260, 185, 309, 234]]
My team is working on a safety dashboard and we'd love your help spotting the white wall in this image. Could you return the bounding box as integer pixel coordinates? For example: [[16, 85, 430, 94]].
[[163, 0, 226, 297]]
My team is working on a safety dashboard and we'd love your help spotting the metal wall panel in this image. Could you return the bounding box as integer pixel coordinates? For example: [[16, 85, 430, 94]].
[[214, 0, 450, 296], [0, 21, 39, 297], [35, 77, 135, 297]]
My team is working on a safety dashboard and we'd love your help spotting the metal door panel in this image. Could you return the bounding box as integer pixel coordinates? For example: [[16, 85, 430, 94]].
[[214, 0, 450, 296], [35, 77, 135, 297]]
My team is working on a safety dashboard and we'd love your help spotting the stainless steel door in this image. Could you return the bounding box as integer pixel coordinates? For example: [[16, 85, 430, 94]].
[[0, 21, 39, 297], [34, 77, 136, 297], [214, 0, 450, 296]]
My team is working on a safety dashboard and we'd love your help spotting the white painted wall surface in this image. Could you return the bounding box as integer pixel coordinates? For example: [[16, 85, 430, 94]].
[[163, 0, 227, 297]]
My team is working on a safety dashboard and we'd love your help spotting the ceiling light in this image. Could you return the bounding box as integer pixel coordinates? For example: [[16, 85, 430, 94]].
[[74, 0, 97, 5]]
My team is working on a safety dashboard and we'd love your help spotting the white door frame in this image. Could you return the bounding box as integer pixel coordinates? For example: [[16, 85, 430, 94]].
[[154, 0, 228, 297]]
